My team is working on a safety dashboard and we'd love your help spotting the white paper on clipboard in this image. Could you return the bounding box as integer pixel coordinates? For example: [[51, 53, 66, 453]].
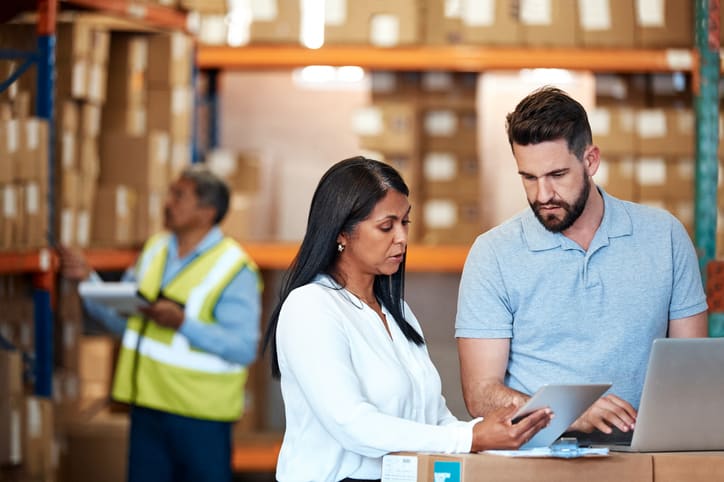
[[78, 281, 150, 316]]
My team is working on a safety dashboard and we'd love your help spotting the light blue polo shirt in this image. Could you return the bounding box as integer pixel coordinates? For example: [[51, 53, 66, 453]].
[[455, 189, 707, 408]]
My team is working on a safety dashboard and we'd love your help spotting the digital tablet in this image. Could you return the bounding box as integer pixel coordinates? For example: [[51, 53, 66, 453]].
[[78, 281, 150, 316], [512, 383, 612, 449]]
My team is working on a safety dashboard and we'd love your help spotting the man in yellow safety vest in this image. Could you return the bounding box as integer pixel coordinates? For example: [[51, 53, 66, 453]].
[[60, 165, 262, 482]]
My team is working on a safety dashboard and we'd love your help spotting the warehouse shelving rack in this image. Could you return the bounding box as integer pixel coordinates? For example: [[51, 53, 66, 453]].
[[0, 0, 720, 473]]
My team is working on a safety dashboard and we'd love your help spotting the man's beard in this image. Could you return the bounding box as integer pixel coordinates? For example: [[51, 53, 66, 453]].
[[530, 175, 590, 233]]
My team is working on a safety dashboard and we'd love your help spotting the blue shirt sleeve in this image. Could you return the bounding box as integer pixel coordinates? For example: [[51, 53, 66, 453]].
[[178, 266, 261, 366]]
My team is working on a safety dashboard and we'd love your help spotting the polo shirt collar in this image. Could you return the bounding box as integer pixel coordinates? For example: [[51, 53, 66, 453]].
[[522, 186, 632, 252]]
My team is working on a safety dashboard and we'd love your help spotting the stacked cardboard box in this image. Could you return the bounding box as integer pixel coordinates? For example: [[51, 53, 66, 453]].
[[422, 0, 692, 48], [98, 32, 175, 247], [356, 72, 422, 241], [592, 73, 696, 237]]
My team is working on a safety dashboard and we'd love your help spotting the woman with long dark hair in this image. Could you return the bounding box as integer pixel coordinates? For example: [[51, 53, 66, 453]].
[[264, 157, 551, 482]]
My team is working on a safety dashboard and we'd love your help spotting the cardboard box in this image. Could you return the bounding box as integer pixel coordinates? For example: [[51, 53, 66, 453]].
[[355, 102, 419, 153], [248, 0, 302, 44], [423, 0, 464, 44], [421, 196, 482, 244], [147, 86, 193, 141], [520, 0, 577, 47], [635, 0, 693, 47], [422, 108, 478, 151], [370, 71, 421, 101], [596, 155, 637, 201], [422, 150, 480, 198], [635, 155, 694, 200], [419, 72, 477, 109], [577, 0, 635, 47], [590, 106, 636, 155], [23, 396, 54, 479], [382, 452, 654, 482], [148, 32, 193, 88], [91, 185, 137, 247], [59, 411, 129, 482], [460, 0, 521, 46], [635, 108, 694, 156], [0, 348, 23, 396], [134, 189, 164, 244], [0, 395, 23, 466], [325, 0, 421, 46], [100, 131, 169, 192]]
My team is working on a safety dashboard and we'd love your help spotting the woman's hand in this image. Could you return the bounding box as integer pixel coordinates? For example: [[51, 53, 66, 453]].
[[470, 404, 553, 452]]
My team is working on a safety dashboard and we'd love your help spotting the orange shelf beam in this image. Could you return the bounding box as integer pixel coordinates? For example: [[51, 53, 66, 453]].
[[61, 0, 188, 31], [232, 433, 282, 472], [0, 249, 54, 274], [197, 45, 697, 73], [243, 243, 469, 273], [39, 243, 469, 274]]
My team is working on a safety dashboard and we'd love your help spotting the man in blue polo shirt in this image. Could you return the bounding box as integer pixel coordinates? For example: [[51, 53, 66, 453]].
[[455, 86, 708, 441]]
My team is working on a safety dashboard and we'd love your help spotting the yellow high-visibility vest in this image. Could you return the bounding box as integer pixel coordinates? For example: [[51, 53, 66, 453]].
[[112, 232, 260, 421]]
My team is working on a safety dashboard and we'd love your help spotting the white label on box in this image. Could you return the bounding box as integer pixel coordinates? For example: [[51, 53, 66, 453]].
[[578, 0, 611, 31], [666, 49, 693, 70], [425, 110, 457, 137], [172, 142, 190, 169], [325, 0, 347, 25], [134, 108, 147, 135], [7, 119, 18, 153], [199, 15, 228, 45], [63, 323, 76, 349], [520, 0, 553, 26], [636, 110, 667, 138], [425, 152, 457, 181], [62, 132, 74, 169], [26, 182, 39, 214], [250, 0, 278, 21], [595, 160, 609, 185], [4, 186, 16, 218], [26, 119, 39, 150], [155, 132, 170, 165], [149, 192, 161, 217], [636, 157, 667, 185], [424, 199, 458, 228], [444, 0, 462, 18], [636, 0, 664, 27], [135, 39, 149, 71], [371, 72, 397, 93], [172, 86, 190, 114], [72, 60, 87, 98], [27, 398, 41, 438], [88, 63, 103, 101], [60, 209, 74, 245], [422, 72, 453, 92], [353, 107, 384, 136], [117, 188, 128, 217], [76, 210, 90, 247], [370, 14, 400, 47], [589, 108, 611, 136], [10, 409, 21, 464], [381, 454, 418, 482], [171, 32, 187, 59], [461, 0, 495, 27]]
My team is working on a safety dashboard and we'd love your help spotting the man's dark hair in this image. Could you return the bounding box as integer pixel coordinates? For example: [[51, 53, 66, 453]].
[[180, 165, 230, 225], [506, 86, 592, 160]]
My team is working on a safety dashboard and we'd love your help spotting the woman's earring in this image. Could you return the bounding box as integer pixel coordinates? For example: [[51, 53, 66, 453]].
[[337, 243, 345, 253]]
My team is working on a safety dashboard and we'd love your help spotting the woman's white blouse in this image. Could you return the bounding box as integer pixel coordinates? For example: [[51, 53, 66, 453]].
[[275, 277, 475, 482]]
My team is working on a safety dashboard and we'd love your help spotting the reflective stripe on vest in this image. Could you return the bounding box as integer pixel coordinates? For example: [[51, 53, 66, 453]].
[[112, 234, 257, 420]]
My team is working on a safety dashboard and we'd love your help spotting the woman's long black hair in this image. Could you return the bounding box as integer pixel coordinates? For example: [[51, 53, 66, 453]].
[[263, 156, 425, 378]]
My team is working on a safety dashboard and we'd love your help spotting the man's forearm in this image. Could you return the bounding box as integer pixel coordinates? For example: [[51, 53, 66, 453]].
[[465, 380, 530, 418]]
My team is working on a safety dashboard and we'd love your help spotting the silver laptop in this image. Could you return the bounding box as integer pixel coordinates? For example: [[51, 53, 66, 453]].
[[606, 337, 724, 452]]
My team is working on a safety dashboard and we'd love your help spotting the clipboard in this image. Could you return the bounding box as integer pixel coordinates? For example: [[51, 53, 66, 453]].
[[78, 281, 151, 316]]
